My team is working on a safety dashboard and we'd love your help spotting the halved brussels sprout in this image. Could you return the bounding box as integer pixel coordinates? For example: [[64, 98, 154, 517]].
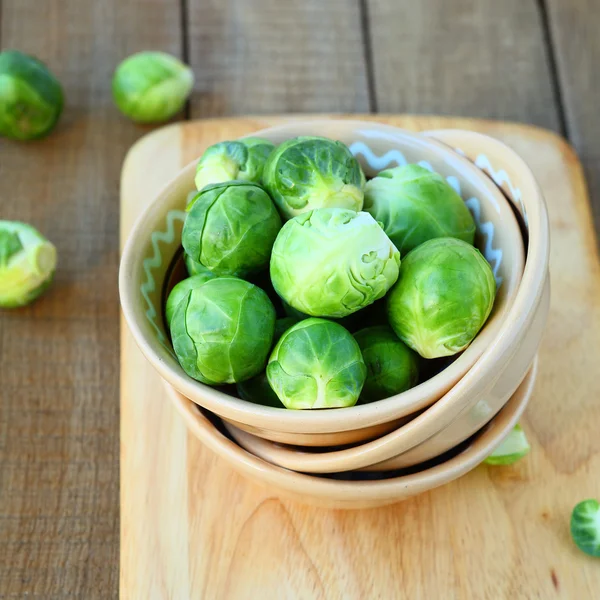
[[354, 325, 419, 402], [387, 237, 495, 358], [165, 272, 216, 327], [183, 181, 282, 277], [194, 138, 275, 191], [0, 221, 57, 308], [112, 51, 194, 123], [484, 424, 530, 465], [270, 208, 400, 318], [364, 164, 476, 255], [170, 277, 276, 384], [571, 499, 600, 557], [262, 136, 366, 219], [267, 318, 366, 409], [0, 50, 63, 140], [236, 317, 298, 408]]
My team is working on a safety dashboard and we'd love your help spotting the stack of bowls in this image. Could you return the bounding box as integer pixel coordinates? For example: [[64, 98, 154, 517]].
[[119, 121, 550, 509]]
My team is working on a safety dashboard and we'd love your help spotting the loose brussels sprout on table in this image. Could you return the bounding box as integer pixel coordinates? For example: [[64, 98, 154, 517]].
[[183, 181, 282, 277], [165, 271, 217, 327], [267, 318, 367, 409], [387, 237, 495, 359], [270, 208, 400, 318], [0, 221, 57, 308], [195, 138, 275, 191], [263, 136, 366, 219], [112, 51, 194, 123], [0, 50, 63, 141], [354, 325, 419, 402], [170, 277, 276, 385], [570, 499, 600, 557], [364, 164, 476, 255]]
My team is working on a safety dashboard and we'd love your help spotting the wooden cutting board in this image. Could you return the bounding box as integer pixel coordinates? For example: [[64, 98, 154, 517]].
[[120, 116, 600, 599]]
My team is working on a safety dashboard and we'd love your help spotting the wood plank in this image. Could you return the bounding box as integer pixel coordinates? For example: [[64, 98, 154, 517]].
[[0, 1, 183, 597], [366, 0, 560, 130], [545, 0, 600, 231], [185, 0, 370, 117], [121, 116, 600, 599]]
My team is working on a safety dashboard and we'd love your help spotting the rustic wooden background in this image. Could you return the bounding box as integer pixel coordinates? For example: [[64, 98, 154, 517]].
[[0, 1, 597, 597]]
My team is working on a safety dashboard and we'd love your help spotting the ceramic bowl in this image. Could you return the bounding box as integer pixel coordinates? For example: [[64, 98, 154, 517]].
[[119, 120, 526, 447], [221, 357, 538, 472], [164, 371, 532, 510]]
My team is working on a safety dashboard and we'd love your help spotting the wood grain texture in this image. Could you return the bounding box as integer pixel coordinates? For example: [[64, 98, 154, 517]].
[[0, 1, 183, 597], [121, 115, 600, 600], [545, 0, 600, 231], [366, 0, 560, 130], [185, 0, 371, 117]]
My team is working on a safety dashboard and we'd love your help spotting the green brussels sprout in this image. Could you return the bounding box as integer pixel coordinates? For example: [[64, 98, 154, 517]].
[[165, 272, 217, 327], [271, 208, 400, 318], [354, 325, 419, 402], [570, 499, 600, 557], [184, 253, 209, 277], [183, 181, 282, 277], [112, 51, 193, 123], [387, 237, 495, 359], [484, 424, 530, 465], [195, 138, 275, 191], [170, 277, 276, 385], [0, 50, 63, 141], [236, 317, 298, 408], [267, 318, 367, 409], [262, 136, 366, 219], [0, 221, 57, 308], [364, 164, 476, 255]]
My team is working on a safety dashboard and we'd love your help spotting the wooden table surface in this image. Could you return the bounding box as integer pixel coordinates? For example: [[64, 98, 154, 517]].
[[0, 2, 598, 598]]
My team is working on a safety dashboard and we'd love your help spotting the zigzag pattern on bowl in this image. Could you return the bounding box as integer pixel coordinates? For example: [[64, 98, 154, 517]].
[[349, 141, 504, 287], [140, 209, 187, 355]]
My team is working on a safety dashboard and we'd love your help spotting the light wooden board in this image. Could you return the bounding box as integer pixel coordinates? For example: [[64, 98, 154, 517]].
[[121, 116, 600, 599]]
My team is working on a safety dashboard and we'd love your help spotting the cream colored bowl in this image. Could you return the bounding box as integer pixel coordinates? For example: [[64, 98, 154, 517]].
[[119, 120, 528, 447]]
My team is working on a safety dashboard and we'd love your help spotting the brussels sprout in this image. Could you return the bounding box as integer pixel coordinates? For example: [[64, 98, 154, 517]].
[[184, 253, 209, 277], [387, 237, 495, 359], [170, 277, 276, 384], [267, 318, 366, 409], [165, 272, 217, 327], [0, 50, 63, 141], [354, 326, 419, 402], [183, 181, 282, 277], [364, 164, 476, 255], [484, 424, 530, 465], [236, 317, 298, 408], [195, 138, 275, 191], [271, 208, 400, 318], [262, 136, 366, 219], [570, 499, 600, 557], [0, 221, 57, 308], [112, 51, 193, 123]]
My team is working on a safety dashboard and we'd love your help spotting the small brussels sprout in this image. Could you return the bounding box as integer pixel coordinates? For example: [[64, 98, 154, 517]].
[[354, 326, 419, 402], [484, 424, 530, 465], [271, 208, 400, 318], [183, 181, 282, 277], [364, 164, 476, 255], [0, 221, 57, 308], [165, 272, 217, 327], [112, 52, 193, 123], [387, 237, 495, 359], [262, 136, 366, 219], [236, 317, 298, 408], [170, 277, 276, 384], [570, 499, 600, 557], [267, 318, 367, 409], [195, 138, 275, 191], [0, 50, 63, 141]]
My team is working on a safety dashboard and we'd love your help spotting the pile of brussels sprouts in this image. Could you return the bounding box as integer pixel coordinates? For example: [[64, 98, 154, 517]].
[[166, 135, 497, 410]]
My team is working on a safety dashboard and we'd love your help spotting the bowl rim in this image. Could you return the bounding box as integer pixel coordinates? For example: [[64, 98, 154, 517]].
[[164, 360, 532, 507], [119, 120, 536, 433]]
